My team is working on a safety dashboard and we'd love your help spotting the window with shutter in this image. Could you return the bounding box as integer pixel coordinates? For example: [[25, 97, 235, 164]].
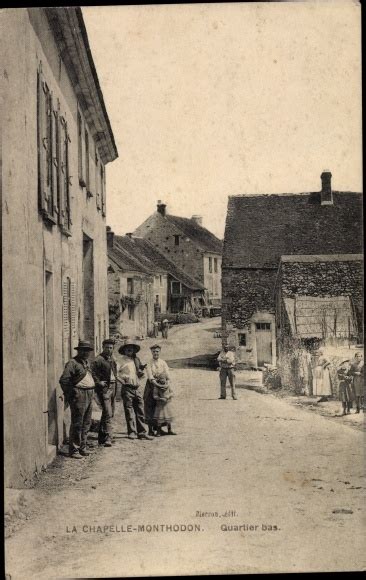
[[59, 116, 72, 235]]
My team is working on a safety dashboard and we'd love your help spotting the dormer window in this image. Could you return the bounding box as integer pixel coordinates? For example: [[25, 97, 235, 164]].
[[174, 235, 180, 246]]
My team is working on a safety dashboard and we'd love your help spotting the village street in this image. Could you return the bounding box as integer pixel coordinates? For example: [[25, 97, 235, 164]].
[[5, 318, 365, 578]]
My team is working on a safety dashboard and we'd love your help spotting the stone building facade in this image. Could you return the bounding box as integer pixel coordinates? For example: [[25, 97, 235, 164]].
[[2, 8, 118, 487], [133, 202, 222, 306], [222, 172, 363, 369], [107, 230, 205, 337]]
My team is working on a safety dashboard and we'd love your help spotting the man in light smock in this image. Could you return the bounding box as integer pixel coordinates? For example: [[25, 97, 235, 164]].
[[217, 344, 237, 400]]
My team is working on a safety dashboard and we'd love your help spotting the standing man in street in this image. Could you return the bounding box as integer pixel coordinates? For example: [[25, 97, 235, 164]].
[[348, 352, 364, 413], [161, 319, 169, 339], [217, 344, 237, 400], [59, 340, 96, 458], [92, 338, 119, 447], [118, 341, 153, 440]]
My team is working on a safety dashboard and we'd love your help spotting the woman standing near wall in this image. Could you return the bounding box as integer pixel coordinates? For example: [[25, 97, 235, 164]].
[[312, 349, 332, 399]]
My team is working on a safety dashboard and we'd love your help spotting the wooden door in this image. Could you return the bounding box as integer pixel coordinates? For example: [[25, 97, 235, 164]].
[[255, 322, 272, 367]]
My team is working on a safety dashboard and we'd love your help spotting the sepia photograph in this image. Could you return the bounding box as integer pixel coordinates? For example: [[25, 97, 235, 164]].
[[2, 1, 364, 578]]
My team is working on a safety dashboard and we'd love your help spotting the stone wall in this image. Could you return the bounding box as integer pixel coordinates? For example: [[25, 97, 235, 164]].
[[222, 268, 278, 329], [137, 213, 205, 284], [280, 259, 363, 304]]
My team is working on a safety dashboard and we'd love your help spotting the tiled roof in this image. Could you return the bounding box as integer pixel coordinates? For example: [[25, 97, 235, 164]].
[[108, 244, 152, 274], [166, 215, 223, 254], [112, 236, 205, 291], [223, 191, 363, 268]]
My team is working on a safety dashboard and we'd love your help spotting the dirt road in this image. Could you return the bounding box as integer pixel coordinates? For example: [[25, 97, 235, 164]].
[[5, 318, 365, 577]]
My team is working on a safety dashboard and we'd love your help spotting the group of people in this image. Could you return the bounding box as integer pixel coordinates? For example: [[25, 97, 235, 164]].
[[153, 319, 169, 339], [59, 338, 176, 459]]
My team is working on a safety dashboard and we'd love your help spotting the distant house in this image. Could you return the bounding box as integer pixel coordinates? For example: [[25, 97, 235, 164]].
[[2, 8, 118, 486], [107, 228, 205, 337], [222, 172, 363, 369], [133, 202, 223, 307]]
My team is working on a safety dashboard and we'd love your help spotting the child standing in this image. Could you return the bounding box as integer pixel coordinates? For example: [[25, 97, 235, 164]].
[[153, 372, 176, 436], [337, 360, 352, 416]]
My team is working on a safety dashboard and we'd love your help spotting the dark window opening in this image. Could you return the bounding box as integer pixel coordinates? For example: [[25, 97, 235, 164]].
[[174, 235, 180, 246], [127, 278, 134, 294], [238, 334, 247, 346], [255, 322, 271, 331]]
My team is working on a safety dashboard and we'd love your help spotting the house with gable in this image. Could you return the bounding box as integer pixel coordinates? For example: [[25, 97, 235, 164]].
[[2, 8, 118, 486], [133, 201, 223, 308], [107, 228, 205, 337], [222, 172, 363, 370]]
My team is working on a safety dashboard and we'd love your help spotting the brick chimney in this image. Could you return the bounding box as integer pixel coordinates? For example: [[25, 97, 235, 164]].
[[157, 200, 167, 216], [191, 215, 203, 226], [320, 171, 333, 205], [106, 226, 114, 248]]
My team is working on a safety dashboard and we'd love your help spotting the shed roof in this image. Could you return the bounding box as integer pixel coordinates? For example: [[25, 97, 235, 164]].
[[223, 191, 363, 268]]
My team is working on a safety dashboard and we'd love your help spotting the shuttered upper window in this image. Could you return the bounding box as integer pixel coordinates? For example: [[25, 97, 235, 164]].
[[37, 63, 71, 233], [59, 116, 71, 233], [37, 66, 56, 223]]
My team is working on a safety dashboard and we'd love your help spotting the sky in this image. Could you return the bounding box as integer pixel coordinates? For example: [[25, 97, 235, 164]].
[[82, 2, 362, 239]]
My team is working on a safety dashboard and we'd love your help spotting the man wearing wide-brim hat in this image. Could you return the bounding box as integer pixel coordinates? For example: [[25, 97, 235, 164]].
[[118, 340, 153, 440], [59, 340, 97, 458], [92, 338, 119, 447]]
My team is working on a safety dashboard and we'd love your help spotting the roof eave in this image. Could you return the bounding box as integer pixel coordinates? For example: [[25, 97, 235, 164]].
[[45, 7, 118, 165]]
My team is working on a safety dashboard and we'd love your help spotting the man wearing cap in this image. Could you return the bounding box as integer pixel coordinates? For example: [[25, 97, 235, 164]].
[[118, 341, 153, 440], [92, 338, 119, 447], [59, 340, 97, 458]]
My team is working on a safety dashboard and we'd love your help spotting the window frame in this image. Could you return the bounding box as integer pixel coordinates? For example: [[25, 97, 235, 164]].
[[238, 333, 247, 346], [127, 278, 134, 295], [171, 280, 182, 295], [77, 110, 86, 188]]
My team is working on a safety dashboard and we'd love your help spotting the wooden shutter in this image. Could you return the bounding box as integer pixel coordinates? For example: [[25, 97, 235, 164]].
[[77, 111, 83, 184], [70, 280, 77, 339], [64, 120, 72, 229], [50, 96, 58, 217], [101, 164, 106, 217], [37, 66, 47, 213], [57, 113, 64, 227], [96, 157, 101, 210], [62, 278, 71, 362]]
